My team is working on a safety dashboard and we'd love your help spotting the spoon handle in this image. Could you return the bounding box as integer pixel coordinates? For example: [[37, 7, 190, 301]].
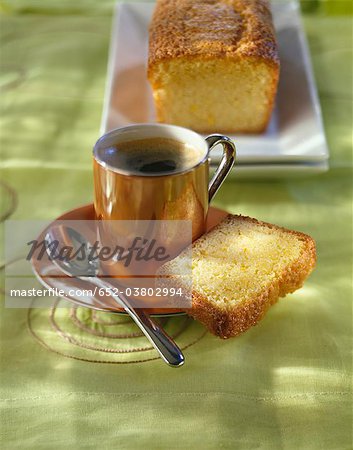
[[91, 278, 185, 367]]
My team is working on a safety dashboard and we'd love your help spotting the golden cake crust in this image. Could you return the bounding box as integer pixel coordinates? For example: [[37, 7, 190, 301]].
[[148, 0, 279, 68], [185, 215, 317, 339]]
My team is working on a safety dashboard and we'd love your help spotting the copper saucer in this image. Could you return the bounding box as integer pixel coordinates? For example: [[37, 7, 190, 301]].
[[31, 204, 228, 317]]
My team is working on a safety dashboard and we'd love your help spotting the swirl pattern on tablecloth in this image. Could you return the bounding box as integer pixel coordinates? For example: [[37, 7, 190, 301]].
[[27, 297, 207, 364], [0, 180, 18, 222]]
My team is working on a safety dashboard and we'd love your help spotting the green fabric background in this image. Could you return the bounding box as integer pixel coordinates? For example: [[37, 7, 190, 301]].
[[0, 1, 352, 448]]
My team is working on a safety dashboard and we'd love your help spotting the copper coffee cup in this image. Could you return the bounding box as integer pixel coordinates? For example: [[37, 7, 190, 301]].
[[93, 123, 236, 242]]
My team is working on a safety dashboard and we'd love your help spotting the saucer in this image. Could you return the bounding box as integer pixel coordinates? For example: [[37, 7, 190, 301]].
[[31, 204, 228, 317]]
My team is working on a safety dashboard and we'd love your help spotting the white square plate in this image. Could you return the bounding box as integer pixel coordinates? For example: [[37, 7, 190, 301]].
[[101, 1, 329, 177]]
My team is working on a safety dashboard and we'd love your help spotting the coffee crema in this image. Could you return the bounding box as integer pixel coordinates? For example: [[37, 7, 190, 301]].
[[97, 137, 204, 175]]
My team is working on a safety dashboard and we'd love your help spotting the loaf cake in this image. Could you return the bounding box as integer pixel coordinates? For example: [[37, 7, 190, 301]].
[[148, 0, 280, 133], [163, 215, 316, 338]]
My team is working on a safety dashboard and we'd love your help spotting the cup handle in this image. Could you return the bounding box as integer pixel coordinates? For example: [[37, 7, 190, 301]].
[[206, 135, 236, 203]]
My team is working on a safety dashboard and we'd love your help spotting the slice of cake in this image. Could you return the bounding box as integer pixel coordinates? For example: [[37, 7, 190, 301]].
[[164, 215, 316, 338], [148, 0, 280, 133]]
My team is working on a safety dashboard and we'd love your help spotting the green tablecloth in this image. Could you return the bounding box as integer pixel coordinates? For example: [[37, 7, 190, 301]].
[[0, 1, 352, 448]]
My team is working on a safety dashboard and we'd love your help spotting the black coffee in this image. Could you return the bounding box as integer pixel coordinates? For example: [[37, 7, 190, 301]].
[[138, 158, 177, 174], [99, 137, 203, 175]]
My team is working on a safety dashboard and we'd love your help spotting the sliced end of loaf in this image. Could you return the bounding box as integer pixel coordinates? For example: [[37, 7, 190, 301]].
[[148, 58, 279, 133]]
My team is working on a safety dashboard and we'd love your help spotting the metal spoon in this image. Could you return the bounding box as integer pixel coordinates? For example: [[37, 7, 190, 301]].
[[44, 225, 185, 367]]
